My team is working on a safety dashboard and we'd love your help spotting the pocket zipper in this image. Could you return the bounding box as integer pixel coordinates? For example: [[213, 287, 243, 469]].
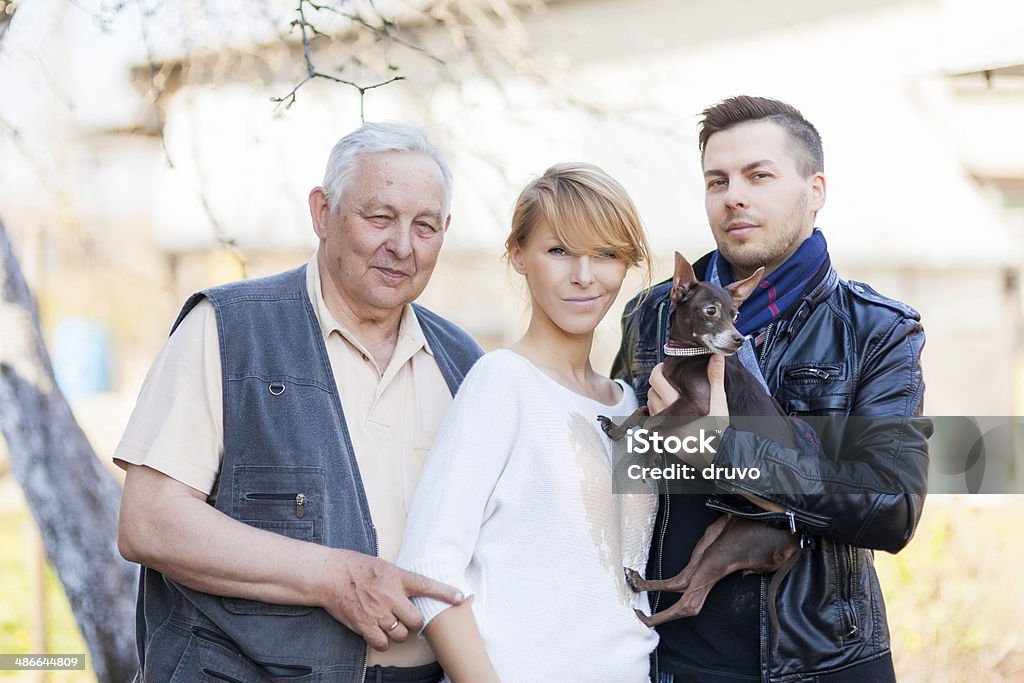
[[243, 492, 307, 518], [788, 367, 832, 380], [786, 366, 836, 381]]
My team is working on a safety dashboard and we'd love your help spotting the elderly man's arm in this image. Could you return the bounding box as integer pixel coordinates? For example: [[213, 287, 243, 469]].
[[117, 463, 462, 651]]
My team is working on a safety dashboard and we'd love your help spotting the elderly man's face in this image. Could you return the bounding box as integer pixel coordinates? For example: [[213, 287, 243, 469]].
[[311, 151, 449, 318]]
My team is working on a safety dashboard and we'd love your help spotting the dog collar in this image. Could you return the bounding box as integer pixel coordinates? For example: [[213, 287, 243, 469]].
[[663, 343, 713, 357]]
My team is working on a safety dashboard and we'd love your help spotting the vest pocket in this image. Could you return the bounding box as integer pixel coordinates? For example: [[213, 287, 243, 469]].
[[225, 466, 325, 617], [170, 625, 315, 682], [231, 466, 325, 543]]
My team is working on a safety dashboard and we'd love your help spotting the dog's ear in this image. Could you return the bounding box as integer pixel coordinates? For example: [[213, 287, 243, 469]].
[[671, 252, 698, 303], [726, 266, 765, 307]]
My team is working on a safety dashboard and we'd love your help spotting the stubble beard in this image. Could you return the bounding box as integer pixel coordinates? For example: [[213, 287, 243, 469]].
[[717, 193, 810, 277]]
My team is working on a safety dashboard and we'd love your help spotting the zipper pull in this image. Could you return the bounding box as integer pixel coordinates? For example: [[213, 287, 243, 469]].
[[296, 493, 306, 518], [786, 509, 797, 534]]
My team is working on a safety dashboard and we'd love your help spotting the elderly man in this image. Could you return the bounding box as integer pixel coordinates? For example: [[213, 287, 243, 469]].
[[613, 96, 931, 682], [116, 123, 482, 682]]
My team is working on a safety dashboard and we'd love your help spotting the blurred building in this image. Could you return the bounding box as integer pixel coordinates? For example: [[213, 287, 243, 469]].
[[1, 0, 1022, 443]]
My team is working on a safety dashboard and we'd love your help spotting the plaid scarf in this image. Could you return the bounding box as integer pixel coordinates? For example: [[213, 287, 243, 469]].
[[707, 229, 829, 337]]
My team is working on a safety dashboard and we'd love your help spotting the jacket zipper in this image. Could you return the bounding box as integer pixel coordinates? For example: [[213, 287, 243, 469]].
[[759, 575, 769, 682], [649, 299, 671, 683], [656, 299, 669, 360], [757, 321, 776, 371], [650, 492, 669, 682], [705, 499, 831, 532], [843, 544, 860, 637], [653, 297, 670, 616]]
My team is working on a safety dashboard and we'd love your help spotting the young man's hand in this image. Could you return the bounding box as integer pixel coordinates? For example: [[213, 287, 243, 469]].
[[645, 356, 730, 468], [647, 355, 729, 417]]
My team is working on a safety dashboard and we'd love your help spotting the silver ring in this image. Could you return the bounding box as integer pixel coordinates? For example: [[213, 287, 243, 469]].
[[384, 619, 401, 633]]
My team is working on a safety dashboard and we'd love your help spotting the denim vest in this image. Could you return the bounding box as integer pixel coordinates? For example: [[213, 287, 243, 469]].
[[134, 265, 483, 682]]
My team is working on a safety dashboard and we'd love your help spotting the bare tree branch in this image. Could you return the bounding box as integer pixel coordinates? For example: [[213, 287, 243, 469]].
[[270, 0, 411, 120]]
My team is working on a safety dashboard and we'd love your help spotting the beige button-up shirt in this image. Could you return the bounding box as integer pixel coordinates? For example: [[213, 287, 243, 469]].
[[115, 253, 454, 666]]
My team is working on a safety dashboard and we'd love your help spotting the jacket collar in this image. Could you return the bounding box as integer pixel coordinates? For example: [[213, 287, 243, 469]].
[[784, 260, 838, 338]]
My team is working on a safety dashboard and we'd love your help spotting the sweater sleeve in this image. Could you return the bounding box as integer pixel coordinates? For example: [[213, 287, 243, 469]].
[[396, 352, 524, 631]]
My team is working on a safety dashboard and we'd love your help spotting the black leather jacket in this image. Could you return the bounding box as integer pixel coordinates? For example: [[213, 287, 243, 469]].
[[612, 252, 931, 682]]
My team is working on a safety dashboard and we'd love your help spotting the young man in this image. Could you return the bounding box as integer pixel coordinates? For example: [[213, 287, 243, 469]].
[[612, 96, 931, 682], [116, 123, 482, 682]]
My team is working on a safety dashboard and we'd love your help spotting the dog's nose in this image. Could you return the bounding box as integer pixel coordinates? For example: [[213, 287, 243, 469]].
[[732, 333, 744, 344]]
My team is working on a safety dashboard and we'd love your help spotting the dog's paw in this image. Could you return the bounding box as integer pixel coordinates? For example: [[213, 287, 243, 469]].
[[624, 567, 645, 592], [634, 608, 655, 628], [644, 452, 660, 471], [596, 415, 614, 435]]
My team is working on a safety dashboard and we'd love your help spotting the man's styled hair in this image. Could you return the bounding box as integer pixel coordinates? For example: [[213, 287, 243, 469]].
[[505, 162, 651, 276], [322, 122, 454, 214], [698, 96, 824, 177]]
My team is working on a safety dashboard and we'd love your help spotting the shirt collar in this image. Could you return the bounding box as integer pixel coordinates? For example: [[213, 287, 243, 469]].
[[305, 252, 433, 357]]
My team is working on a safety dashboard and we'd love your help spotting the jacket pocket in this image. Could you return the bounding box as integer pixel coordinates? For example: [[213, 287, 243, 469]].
[[779, 394, 851, 415], [776, 362, 851, 416], [782, 362, 845, 384]]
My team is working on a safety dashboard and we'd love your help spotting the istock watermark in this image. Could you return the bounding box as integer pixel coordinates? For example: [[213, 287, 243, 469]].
[[625, 427, 719, 457], [605, 415, 1024, 495], [626, 462, 761, 482]]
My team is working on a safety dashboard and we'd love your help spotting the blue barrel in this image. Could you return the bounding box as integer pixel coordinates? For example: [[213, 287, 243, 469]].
[[52, 318, 111, 399]]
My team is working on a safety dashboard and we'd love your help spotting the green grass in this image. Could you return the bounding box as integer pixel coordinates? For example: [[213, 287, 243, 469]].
[[0, 510, 95, 682]]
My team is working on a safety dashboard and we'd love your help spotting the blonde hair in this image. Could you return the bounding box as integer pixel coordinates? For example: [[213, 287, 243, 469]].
[[505, 163, 652, 282]]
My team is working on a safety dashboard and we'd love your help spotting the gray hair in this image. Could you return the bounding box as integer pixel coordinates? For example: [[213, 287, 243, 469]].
[[321, 122, 454, 214]]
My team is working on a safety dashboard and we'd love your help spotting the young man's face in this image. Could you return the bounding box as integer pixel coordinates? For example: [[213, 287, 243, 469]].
[[702, 121, 825, 279]]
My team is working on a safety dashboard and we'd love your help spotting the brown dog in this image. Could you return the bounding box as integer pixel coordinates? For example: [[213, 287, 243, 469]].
[[599, 251, 801, 637]]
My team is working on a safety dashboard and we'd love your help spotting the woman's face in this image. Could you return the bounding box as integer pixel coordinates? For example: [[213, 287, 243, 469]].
[[510, 218, 628, 338]]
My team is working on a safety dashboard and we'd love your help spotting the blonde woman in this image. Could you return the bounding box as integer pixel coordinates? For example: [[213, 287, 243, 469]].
[[398, 163, 657, 681]]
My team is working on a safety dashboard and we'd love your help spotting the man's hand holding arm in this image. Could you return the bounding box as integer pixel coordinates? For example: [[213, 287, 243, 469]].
[[117, 463, 463, 651]]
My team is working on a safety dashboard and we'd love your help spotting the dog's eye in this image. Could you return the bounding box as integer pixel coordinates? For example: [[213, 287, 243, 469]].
[[703, 305, 717, 317]]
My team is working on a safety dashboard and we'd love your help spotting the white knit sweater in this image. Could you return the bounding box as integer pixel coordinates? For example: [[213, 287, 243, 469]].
[[397, 350, 658, 682]]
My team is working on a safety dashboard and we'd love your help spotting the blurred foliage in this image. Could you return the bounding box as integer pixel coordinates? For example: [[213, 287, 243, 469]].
[[876, 496, 1024, 682], [0, 510, 94, 682]]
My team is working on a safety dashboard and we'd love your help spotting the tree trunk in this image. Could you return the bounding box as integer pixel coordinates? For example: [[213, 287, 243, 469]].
[[0, 219, 137, 682]]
